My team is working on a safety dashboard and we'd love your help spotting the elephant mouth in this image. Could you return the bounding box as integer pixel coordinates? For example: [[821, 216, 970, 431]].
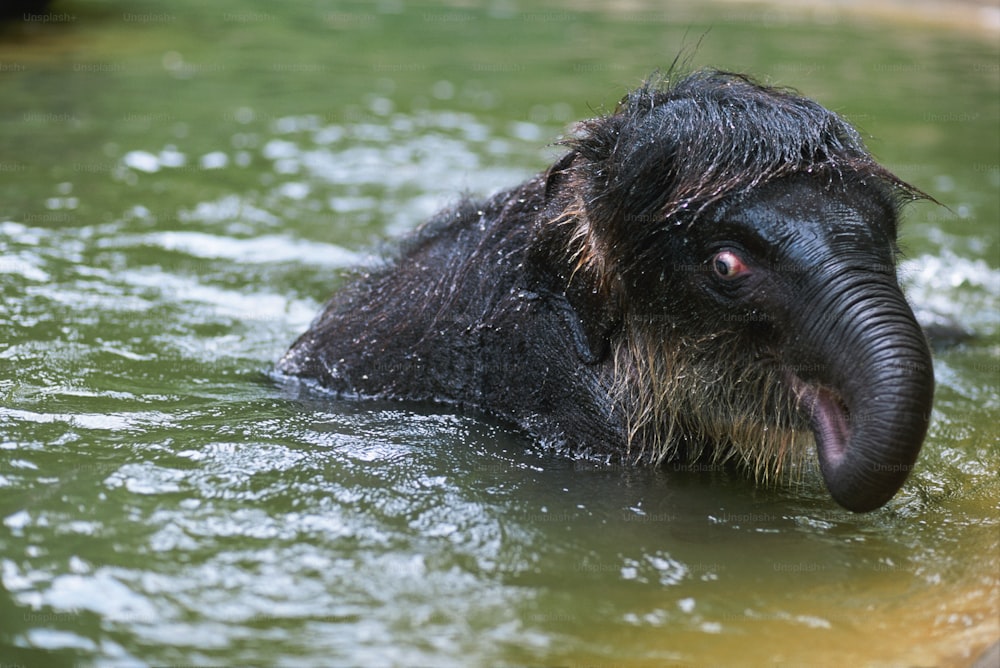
[[787, 375, 852, 471], [795, 383, 852, 468]]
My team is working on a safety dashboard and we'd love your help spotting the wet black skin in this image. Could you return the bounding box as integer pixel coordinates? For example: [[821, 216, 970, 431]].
[[279, 72, 936, 512], [279, 171, 933, 512], [278, 174, 630, 451]]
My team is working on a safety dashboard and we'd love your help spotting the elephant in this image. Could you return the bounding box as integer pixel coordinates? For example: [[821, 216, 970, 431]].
[[278, 69, 936, 512]]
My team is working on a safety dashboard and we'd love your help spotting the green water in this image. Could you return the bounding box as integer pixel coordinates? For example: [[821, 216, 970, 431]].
[[1, 2, 998, 666]]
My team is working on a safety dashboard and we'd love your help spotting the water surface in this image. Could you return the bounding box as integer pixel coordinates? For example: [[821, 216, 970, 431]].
[[1, 2, 998, 666]]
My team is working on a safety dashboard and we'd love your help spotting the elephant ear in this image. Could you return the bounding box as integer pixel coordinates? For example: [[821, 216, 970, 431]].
[[549, 279, 620, 365], [535, 150, 624, 365], [533, 159, 621, 365]]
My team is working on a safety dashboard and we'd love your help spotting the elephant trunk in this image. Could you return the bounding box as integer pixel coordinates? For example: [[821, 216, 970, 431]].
[[785, 268, 935, 512]]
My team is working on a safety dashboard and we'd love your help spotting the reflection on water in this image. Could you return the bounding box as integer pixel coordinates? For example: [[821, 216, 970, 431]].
[[0, 1, 997, 665]]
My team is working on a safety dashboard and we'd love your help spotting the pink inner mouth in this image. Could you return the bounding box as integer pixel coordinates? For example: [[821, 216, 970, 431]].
[[789, 377, 852, 468]]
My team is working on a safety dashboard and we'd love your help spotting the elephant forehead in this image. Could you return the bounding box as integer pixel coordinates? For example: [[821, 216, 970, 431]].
[[710, 175, 898, 254]]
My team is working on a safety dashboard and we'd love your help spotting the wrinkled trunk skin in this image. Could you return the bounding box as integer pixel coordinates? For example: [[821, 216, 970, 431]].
[[786, 270, 935, 512]]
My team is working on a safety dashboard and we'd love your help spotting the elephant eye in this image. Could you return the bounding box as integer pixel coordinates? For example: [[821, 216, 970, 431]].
[[711, 250, 748, 279]]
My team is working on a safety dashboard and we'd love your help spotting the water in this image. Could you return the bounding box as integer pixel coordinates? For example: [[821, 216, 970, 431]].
[[1, 2, 998, 665]]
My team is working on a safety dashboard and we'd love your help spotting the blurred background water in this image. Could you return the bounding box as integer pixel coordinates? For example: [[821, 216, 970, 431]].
[[1, 1, 997, 665]]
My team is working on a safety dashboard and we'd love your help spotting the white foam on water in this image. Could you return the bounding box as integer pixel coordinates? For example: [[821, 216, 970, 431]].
[[902, 249, 1000, 335]]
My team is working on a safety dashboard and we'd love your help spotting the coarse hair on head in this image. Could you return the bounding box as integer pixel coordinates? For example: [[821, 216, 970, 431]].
[[552, 68, 930, 289], [568, 68, 927, 222]]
